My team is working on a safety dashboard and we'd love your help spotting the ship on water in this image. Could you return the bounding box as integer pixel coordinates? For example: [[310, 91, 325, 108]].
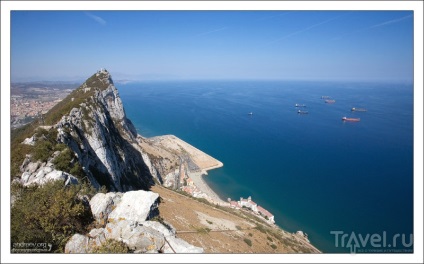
[[295, 104, 306, 107], [325, 99, 336, 104], [351, 107, 367, 112], [342, 117, 360, 122], [297, 110, 308, 114]]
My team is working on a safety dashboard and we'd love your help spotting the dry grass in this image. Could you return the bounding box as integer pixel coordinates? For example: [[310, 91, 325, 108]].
[[151, 185, 321, 254]]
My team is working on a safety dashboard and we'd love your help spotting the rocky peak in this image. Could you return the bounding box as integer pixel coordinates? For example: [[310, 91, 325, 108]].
[[16, 70, 157, 192]]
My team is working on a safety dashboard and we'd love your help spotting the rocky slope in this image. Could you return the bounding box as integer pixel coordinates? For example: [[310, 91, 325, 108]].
[[18, 69, 158, 191]]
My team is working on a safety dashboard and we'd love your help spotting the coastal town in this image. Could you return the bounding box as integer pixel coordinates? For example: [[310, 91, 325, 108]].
[[11, 82, 76, 129]]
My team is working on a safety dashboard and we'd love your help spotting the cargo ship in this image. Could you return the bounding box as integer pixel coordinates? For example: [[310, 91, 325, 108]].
[[297, 110, 308, 114], [325, 99, 336, 104], [351, 107, 367, 112], [295, 104, 306, 107], [342, 117, 360, 122]]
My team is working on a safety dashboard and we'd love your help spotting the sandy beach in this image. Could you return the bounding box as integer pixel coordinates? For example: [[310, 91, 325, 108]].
[[189, 171, 228, 205], [138, 134, 227, 205]]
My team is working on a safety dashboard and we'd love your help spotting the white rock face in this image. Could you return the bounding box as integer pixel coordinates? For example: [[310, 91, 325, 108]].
[[54, 71, 154, 191], [108, 191, 159, 222], [64, 234, 89, 253], [89, 192, 123, 223], [104, 220, 166, 252], [163, 236, 204, 253], [20, 160, 79, 187], [22, 135, 36, 146], [142, 221, 175, 237]]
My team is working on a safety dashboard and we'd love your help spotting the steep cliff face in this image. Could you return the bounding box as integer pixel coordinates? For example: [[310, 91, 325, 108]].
[[49, 70, 155, 191]]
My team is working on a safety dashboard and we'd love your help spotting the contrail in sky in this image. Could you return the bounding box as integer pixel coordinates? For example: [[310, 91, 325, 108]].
[[332, 14, 412, 40], [270, 14, 345, 44], [85, 12, 107, 25], [369, 14, 413, 29], [196, 27, 227, 37]]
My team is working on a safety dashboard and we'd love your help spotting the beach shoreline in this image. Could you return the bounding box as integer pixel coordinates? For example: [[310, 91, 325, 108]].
[[189, 169, 228, 205], [138, 134, 227, 205]]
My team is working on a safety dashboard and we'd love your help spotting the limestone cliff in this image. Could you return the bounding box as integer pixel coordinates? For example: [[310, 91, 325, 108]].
[[54, 69, 158, 191], [18, 69, 157, 192]]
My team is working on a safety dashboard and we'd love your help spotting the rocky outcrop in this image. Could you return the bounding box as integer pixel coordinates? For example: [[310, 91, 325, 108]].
[[89, 190, 159, 223], [52, 70, 157, 191], [107, 190, 159, 221], [89, 192, 123, 225], [64, 234, 90, 253], [22, 135, 36, 146], [66, 190, 203, 253], [19, 153, 79, 187]]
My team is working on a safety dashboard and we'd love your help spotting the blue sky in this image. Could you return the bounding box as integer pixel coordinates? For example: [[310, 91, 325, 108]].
[[11, 10, 413, 82]]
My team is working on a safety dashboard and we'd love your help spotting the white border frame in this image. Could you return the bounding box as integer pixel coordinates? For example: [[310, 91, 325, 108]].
[[1, 1, 423, 263]]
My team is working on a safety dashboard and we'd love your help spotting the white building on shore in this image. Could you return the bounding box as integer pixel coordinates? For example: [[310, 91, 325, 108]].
[[238, 196, 258, 212], [228, 196, 275, 224], [257, 205, 275, 223]]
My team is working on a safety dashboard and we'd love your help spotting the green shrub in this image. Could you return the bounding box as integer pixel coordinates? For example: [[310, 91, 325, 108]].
[[32, 140, 54, 162], [91, 239, 129, 253], [31, 128, 59, 162], [255, 224, 267, 234], [270, 244, 277, 250], [52, 148, 73, 171], [11, 143, 33, 178], [54, 143, 67, 151], [11, 181, 93, 252], [52, 147, 85, 179], [98, 185, 108, 194], [196, 227, 211, 234], [194, 197, 211, 205], [243, 238, 252, 247], [69, 163, 85, 178]]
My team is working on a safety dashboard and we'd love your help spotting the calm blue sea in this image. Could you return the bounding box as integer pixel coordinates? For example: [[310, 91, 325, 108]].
[[118, 80, 413, 253]]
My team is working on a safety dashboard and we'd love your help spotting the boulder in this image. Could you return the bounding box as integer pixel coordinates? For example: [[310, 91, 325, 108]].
[[104, 219, 165, 253], [142, 221, 175, 237], [88, 228, 107, 248], [22, 135, 36, 146], [24, 161, 41, 174], [65, 229, 107, 253], [65, 234, 89, 253], [107, 191, 159, 222], [19, 155, 32, 172], [163, 236, 204, 253], [89, 192, 123, 224]]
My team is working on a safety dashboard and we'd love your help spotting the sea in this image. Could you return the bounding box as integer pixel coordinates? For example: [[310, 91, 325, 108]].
[[117, 80, 414, 253]]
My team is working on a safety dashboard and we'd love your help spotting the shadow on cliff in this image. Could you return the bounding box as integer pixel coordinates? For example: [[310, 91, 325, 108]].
[[69, 111, 154, 192]]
